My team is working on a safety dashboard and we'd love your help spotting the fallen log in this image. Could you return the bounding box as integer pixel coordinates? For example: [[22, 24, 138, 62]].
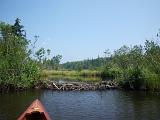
[[52, 82, 60, 90]]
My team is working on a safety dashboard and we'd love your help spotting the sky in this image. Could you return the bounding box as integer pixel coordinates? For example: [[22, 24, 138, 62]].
[[0, 0, 160, 63]]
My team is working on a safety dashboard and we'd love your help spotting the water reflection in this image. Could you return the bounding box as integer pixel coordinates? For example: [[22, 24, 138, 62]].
[[0, 90, 42, 120], [40, 90, 160, 120], [0, 89, 160, 120]]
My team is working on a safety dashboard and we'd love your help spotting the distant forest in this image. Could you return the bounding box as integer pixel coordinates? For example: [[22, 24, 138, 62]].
[[62, 57, 110, 70]]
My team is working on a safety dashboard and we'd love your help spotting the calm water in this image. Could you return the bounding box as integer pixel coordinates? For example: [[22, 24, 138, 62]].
[[0, 90, 160, 120]]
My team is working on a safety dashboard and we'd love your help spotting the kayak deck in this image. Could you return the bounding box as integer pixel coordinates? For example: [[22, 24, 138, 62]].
[[17, 99, 52, 120]]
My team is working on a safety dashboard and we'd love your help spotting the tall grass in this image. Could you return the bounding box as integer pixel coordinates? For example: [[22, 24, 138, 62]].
[[42, 70, 102, 77], [143, 70, 160, 91], [47, 75, 101, 82]]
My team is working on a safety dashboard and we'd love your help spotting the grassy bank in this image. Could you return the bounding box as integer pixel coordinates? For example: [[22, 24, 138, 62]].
[[41, 68, 160, 91], [46, 75, 102, 82], [42, 70, 102, 77]]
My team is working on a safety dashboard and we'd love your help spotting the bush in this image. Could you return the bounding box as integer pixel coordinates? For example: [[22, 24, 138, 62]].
[[0, 19, 41, 89], [143, 68, 160, 91], [101, 66, 122, 78], [119, 67, 145, 90]]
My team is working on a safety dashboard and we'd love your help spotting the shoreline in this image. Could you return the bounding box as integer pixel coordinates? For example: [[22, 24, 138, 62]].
[[0, 79, 158, 93], [0, 80, 118, 93], [35, 80, 118, 91]]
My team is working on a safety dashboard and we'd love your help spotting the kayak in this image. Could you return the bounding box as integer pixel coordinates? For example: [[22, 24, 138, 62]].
[[17, 99, 52, 120]]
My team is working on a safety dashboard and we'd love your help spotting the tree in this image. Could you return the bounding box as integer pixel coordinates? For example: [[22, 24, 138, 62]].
[[47, 49, 51, 56], [35, 47, 45, 62], [144, 40, 160, 74], [12, 18, 26, 38], [0, 19, 40, 88], [51, 55, 62, 70]]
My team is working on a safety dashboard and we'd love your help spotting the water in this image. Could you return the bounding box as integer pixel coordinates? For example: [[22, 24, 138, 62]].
[[0, 90, 160, 120]]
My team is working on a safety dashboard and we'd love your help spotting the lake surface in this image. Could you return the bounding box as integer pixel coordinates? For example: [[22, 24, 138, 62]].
[[0, 89, 160, 120]]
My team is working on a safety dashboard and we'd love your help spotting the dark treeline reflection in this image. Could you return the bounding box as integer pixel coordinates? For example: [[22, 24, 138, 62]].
[[0, 90, 42, 120], [1, 89, 160, 120]]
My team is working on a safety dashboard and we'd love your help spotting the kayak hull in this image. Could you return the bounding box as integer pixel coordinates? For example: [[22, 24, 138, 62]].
[[17, 99, 52, 120]]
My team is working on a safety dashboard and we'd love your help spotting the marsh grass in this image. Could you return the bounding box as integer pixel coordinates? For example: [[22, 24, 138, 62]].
[[144, 73, 160, 90], [41, 70, 102, 82], [42, 70, 102, 77], [48, 75, 101, 82]]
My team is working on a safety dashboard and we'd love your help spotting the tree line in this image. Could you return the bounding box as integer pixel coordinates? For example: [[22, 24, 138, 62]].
[[62, 57, 110, 71], [62, 32, 160, 91]]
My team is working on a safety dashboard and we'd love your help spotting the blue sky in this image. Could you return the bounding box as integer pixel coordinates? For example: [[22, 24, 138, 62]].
[[1, 0, 160, 63]]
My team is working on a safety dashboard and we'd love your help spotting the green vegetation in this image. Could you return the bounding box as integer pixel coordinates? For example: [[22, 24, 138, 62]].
[[109, 39, 160, 91], [42, 74, 101, 82], [42, 70, 101, 77], [62, 57, 109, 70], [35, 47, 62, 70], [1, 19, 160, 91], [61, 33, 160, 91], [0, 19, 63, 91], [0, 19, 41, 89]]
